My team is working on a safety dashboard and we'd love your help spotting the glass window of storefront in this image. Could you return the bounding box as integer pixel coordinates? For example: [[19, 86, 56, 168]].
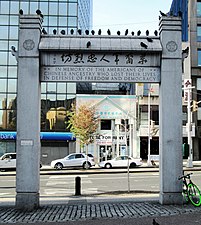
[[0, 141, 16, 156]]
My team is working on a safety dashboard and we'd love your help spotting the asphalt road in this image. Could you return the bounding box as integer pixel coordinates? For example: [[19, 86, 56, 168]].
[[1, 169, 201, 202], [0, 172, 160, 198]]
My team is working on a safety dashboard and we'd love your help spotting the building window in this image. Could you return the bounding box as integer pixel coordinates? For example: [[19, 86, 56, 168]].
[[198, 50, 201, 66], [197, 79, 201, 106], [0, 1, 10, 14], [101, 120, 111, 130], [198, 1, 201, 16], [198, 26, 201, 41], [120, 119, 129, 132]]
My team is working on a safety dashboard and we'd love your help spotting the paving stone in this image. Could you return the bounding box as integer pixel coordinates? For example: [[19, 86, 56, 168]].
[[0, 201, 201, 223]]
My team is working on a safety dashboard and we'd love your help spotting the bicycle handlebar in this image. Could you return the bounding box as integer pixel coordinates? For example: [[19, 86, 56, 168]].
[[178, 172, 193, 180]]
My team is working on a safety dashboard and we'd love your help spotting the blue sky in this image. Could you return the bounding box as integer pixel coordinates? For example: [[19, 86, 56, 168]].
[[93, 0, 173, 35]]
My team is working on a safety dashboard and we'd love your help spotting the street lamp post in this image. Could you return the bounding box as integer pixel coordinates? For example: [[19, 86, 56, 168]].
[[115, 110, 137, 193], [147, 87, 152, 166], [186, 86, 194, 168], [124, 119, 130, 193]]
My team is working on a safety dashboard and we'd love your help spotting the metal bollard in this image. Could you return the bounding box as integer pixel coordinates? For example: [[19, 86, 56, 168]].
[[75, 176, 81, 196]]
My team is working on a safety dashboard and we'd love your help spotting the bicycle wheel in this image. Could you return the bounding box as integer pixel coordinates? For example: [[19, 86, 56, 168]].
[[182, 186, 189, 203], [187, 183, 201, 206]]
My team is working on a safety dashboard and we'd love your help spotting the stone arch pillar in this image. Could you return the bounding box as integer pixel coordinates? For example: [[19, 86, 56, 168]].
[[16, 15, 42, 210], [159, 16, 183, 204]]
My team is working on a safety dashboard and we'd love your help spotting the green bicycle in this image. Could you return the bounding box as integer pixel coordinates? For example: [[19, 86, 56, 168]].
[[178, 173, 201, 206]]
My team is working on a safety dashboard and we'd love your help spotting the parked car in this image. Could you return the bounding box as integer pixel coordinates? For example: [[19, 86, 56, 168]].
[[50, 153, 95, 170], [0, 153, 16, 171], [0, 153, 42, 171], [99, 156, 143, 169]]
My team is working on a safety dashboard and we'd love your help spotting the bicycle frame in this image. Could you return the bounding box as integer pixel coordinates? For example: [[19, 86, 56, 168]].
[[178, 173, 201, 206]]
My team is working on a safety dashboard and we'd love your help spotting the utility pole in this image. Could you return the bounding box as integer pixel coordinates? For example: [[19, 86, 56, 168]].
[[186, 86, 194, 168], [147, 86, 154, 166], [124, 118, 130, 193], [147, 90, 152, 166]]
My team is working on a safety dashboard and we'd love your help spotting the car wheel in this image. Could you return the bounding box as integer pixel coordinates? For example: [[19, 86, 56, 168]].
[[83, 161, 91, 169], [105, 163, 112, 169], [54, 162, 63, 170], [129, 162, 137, 168]]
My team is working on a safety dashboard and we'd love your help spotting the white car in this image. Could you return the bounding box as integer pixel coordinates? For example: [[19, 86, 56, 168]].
[[0, 153, 16, 171], [50, 153, 95, 170], [0, 153, 42, 171], [99, 156, 143, 169]]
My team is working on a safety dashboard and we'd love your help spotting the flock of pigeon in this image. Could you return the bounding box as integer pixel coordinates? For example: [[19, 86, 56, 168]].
[[18, 9, 181, 38], [18, 8, 161, 38], [12, 9, 182, 53]]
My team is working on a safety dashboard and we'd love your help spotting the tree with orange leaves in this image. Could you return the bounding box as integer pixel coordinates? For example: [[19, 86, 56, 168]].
[[67, 103, 99, 148]]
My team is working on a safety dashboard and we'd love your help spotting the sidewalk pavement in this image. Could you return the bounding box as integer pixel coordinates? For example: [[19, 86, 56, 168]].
[[1, 194, 201, 225]]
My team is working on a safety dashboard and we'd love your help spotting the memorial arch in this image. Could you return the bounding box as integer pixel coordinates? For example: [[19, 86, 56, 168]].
[[16, 14, 183, 209]]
